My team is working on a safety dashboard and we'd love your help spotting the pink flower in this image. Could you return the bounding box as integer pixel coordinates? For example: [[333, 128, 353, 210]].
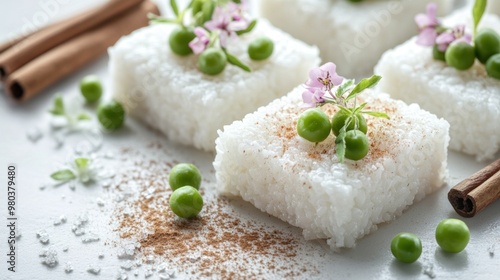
[[435, 25, 472, 51], [302, 87, 325, 108], [305, 62, 344, 92], [189, 27, 210, 54], [204, 5, 249, 48], [415, 3, 440, 46]]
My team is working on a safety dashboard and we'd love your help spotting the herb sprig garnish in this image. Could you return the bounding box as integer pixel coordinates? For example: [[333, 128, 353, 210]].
[[415, 0, 500, 79], [298, 62, 389, 163], [149, 0, 274, 75]]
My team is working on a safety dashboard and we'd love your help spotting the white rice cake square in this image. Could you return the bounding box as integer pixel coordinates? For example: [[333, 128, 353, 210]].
[[375, 10, 500, 160], [258, 0, 453, 78], [109, 19, 320, 151], [214, 87, 449, 249]]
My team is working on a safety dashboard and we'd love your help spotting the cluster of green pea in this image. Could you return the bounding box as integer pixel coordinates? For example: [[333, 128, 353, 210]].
[[166, 0, 274, 75], [434, 28, 500, 79], [168, 163, 204, 219], [79, 75, 126, 131], [170, 29, 274, 75], [391, 218, 470, 263], [297, 109, 370, 161]]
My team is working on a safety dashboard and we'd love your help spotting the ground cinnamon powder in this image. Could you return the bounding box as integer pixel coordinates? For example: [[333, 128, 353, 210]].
[[111, 146, 315, 279]]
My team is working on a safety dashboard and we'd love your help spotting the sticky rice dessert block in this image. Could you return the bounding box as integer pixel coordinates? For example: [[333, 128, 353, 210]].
[[375, 10, 500, 161], [258, 0, 453, 78], [214, 87, 449, 250], [109, 19, 320, 151]]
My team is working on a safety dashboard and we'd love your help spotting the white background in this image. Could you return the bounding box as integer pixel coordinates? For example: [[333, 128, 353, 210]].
[[1, 0, 500, 279]]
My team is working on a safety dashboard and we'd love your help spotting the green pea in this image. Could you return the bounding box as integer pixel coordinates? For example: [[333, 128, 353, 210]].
[[433, 44, 446, 62], [474, 28, 500, 64], [169, 163, 202, 191], [80, 75, 102, 103], [331, 111, 367, 137], [201, 0, 215, 23], [198, 48, 227, 75], [97, 100, 125, 131], [445, 42, 476, 71], [486, 53, 500, 80], [192, 0, 204, 17], [435, 218, 470, 253], [296, 108, 331, 143], [248, 37, 274, 61], [169, 27, 196, 56], [391, 232, 422, 263], [344, 130, 369, 161], [169, 186, 203, 219]]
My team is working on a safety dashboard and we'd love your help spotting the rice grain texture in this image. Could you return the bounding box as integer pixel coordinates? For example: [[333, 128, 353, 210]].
[[214, 87, 449, 250], [109, 20, 320, 151], [375, 10, 500, 160], [259, 0, 453, 78]]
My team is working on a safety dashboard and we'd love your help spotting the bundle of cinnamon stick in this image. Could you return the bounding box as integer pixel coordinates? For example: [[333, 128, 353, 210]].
[[0, 0, 159, 102]]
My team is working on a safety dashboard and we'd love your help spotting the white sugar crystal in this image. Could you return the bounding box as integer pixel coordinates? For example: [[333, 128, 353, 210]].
[[117, 270, 128, 280], [166, 270, 176, 278], [159, 273, 170, 280], [15, 230, 21, 240], [157, 263, 167, 272], [121, 260, 134, 270], [423, 263, 436, 279], [39, 184, 47, 190], [488, 244, 495, 257], [96, 198, 105, 207], [104, 152, 115, 159], [69, 181, 76, 190], [64, 262, 73, 273], [146, 255, 154, 263], [27, 127, 43, 143], [63, 246, 69, 252], [133, 269, 139, 276], [36, 230, 50, 244], [99, 252, 105, 259], [39, 247, 58, 267], [82, 232, 100, 243], [87, 265, 101, 275], [144, 268, 153, 278], [53, 215, 67, 226]]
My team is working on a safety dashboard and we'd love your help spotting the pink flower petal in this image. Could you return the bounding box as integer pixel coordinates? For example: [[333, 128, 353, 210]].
[[416, 28, 438, 46]]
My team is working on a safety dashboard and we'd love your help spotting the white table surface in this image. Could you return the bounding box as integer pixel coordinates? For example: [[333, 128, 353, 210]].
[[1, 1, 499, 279]]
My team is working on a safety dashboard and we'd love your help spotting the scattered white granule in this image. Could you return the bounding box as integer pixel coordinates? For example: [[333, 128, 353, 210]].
[[64, 262, 73, 273], [53, 215, 67, 226], [96, 197, 105, 207], [121, 260, 134, 271], [39, 248, 58, 267], [82, 232, 100, 243], [87, 265, 101, 275], [27, 127, 43, 143], [36, 230, 50, 244]]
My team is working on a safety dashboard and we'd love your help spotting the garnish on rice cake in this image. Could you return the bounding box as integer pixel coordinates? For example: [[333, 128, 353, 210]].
[[109, 0, 320, 151], [375, 0, 500, 160], [214, 63, 450, 250]]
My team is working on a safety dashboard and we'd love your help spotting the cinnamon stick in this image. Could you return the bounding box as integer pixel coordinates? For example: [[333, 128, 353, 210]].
[[448, 159, 500, 217], [5, 1, 159, 102], [0, 0, 145, 79]]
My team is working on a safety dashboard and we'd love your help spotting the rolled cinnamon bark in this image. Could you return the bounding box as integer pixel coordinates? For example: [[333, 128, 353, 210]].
[[5, 1, 158, 101], [0, 0, 145, 79], [448, 159, 500, 217]]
